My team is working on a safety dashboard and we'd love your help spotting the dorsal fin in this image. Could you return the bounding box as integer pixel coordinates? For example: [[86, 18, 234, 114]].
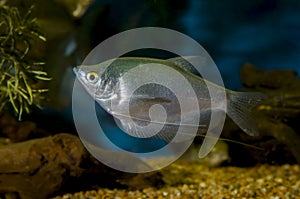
[[167, 56, 204, 76]]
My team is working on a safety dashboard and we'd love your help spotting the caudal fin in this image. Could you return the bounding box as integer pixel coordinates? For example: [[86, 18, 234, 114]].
[[227, 91, 267, 136]]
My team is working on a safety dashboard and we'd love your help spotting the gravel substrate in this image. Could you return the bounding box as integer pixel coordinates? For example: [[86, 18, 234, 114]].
[[53, 163, 300, 199]]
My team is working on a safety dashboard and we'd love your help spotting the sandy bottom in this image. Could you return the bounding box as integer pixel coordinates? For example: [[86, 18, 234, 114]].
[[53, 161, 299, 199]]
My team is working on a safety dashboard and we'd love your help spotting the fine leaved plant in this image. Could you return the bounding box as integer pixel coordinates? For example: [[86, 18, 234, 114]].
[[0, 5, 51, 120]]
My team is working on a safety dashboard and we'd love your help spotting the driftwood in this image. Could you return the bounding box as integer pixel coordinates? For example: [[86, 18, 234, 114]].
[[0, 133, 164, 199], [236, 64, 300, 164], [0, 133, 88, 199]]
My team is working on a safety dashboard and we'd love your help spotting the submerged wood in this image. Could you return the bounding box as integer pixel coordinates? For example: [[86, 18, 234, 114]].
[[0, 133, 163, 198], [0, 133, 87, 199], [240, 64, 300, 164]]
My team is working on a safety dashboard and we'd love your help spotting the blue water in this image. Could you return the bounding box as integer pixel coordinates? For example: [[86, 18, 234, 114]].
[[179, 0, 300, 88]]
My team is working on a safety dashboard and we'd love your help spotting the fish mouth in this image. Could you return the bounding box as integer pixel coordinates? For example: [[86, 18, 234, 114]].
[[72, 67, 78, 75], [73, 67, 85, 79], [73, 67, 84, 84]]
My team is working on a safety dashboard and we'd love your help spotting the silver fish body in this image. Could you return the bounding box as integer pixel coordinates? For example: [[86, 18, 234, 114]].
[[74, 57, 265, 156]]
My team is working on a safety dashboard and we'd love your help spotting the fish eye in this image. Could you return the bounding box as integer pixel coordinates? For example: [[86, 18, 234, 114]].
[[86, 71, 99, 83]]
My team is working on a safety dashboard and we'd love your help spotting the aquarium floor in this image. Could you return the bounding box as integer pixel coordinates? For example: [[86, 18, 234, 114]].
[[53, 163, 299, 199]]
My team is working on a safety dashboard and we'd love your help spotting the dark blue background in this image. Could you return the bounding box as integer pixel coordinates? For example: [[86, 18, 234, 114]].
[[84, 0, 300, 89]]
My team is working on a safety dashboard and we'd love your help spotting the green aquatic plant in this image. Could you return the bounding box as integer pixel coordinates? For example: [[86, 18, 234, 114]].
[[0, 5, 51, 120]]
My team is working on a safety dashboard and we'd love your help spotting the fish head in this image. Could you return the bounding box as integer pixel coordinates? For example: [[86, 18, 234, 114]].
[[73, 64, 102, 96], [73, 61, 117, 102]]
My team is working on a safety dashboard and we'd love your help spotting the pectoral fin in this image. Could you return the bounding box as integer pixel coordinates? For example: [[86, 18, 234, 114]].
[[131, 95, 172, 103]]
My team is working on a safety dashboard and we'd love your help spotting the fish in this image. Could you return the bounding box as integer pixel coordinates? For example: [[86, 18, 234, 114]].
[[73, 56, 266, 157]]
